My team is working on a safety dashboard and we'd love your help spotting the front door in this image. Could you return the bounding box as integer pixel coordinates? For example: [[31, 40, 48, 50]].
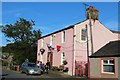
[[47, 52, 53, 66]]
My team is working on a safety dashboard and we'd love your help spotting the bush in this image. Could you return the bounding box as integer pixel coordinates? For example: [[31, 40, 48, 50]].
[[51, 66, 58, 71], [59, 65, 64, 71], [2, 61, 8, 66], [63, 60, 68, 65], [63, 67, 69, 72]]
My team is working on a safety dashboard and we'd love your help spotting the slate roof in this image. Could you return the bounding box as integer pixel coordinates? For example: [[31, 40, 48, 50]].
[[40, 20, 87, 39], [110, 30, 120, 34], [39, 19, 119, 39], [90, 40, 120, 58]]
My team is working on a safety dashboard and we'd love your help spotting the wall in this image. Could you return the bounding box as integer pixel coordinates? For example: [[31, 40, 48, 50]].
[[37, 19, 119, 76], [74, 20, 119, 60], [90, 57, 119, 78], [90, 58, 101, 78], [74, 20, 119, 68], [91, 21, 118, 53], [37, 28, 74, 76], [118, 57, 120, 80]]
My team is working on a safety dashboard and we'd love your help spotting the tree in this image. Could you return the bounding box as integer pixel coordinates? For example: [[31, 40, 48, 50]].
[[2, 18, 42, 65]]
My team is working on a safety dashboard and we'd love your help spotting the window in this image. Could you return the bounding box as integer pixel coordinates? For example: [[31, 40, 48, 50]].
[[28, 63, 36, 67], [81, 29, 87, 41], [61, 52, 65, 65], [50, 35, 54, 45], [62, 31, 65, 43], [102, 59, 115, 74]]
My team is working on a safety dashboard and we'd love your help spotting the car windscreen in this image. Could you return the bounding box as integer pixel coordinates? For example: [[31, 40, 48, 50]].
[[27, 63, 36, 67]]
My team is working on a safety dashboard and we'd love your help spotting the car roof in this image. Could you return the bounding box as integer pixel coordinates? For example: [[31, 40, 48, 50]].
[[22, 62, 35, 65]]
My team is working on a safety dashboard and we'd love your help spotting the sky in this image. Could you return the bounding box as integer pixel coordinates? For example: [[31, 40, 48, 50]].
[[1, 2, 119, 46]]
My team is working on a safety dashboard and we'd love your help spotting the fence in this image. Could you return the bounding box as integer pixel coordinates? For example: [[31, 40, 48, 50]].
[[75, 61, 88, 77]]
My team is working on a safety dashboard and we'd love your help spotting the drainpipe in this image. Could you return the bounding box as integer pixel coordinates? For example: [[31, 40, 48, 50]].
[[86, 24, 90, 79], [88, 9, 94, 79], [72, 26, 75, 76], [89, 12, 94, 55]]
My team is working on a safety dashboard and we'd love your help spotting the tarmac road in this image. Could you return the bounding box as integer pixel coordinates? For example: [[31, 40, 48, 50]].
[[1, 69, 86, 80]]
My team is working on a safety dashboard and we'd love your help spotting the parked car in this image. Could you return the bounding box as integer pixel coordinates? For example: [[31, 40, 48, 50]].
[[21, 62, 43, 75]]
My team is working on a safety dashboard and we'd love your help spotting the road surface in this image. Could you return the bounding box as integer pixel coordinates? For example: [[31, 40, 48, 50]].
[[1, 69, 86, 80]]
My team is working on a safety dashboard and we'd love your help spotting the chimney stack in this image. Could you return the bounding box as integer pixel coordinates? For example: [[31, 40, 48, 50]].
[[86, 6, 98, 20]]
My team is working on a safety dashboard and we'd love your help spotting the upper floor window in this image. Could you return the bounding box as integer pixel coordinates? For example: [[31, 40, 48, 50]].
[[50, 35, 54, 45], [81, 29, 87, 41], [102, 59, 115, 74], [62, 31, 65, 43]]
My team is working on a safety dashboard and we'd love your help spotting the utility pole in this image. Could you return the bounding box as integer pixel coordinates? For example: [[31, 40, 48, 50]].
[[86, 24, 90, 78], [83, 3, 94, 55], [83, 3, 90, 79], [88, 11, 94, 55], [83, 3, 94, 79]]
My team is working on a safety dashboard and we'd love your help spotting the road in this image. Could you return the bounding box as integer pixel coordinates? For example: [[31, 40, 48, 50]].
[[1, 69, 86, 80], [1, 69, 65, 78]]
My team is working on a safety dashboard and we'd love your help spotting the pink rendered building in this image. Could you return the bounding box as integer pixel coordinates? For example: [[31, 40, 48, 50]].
[[37, 6, 119, 76]]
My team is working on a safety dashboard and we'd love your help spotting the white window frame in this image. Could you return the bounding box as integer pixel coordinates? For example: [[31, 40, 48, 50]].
[[80, 28, 87, 42], [61, 52, 65, 65], [50, 35, 54, 45], [62, 31, 65, 43], [102, 59, 115, 74]]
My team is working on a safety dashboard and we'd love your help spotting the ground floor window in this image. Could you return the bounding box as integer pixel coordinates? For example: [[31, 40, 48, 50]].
[[102, 59, 115, 74], [61, 52, 65, 65]]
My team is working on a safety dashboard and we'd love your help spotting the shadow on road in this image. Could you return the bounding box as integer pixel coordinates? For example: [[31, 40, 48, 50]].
[[2, 74, 8, 76], [1, 74, 8, 80]]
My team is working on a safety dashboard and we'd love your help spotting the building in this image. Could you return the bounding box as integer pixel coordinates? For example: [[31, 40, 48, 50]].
[[37, 6, 119, 76], [89, 40, 120, 79]]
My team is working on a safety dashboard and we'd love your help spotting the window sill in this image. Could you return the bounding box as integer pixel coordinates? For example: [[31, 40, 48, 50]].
[[80, 40, 87, 42], [102, 72, 115, 75]]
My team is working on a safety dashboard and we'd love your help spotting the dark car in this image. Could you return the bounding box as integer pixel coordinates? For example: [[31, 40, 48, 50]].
[[21, 62, 43, 75]]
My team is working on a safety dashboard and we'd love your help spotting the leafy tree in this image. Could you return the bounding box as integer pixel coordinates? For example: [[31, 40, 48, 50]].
[[2, 18, 41, 65]]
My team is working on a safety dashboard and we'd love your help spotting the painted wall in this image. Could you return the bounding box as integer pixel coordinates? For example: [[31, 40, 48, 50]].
[[90, 57, 119, 78], [75, 20, 118, 58], [37, 28, 74, 75], [74, 20, 119, 62], [37, 19, 119, 76], [118, 57, 120, 79], [90, 58, 101, 78], [91, 21, 118, 52]]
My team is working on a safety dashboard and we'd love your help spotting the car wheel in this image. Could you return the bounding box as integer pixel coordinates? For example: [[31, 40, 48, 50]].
[[26, 70, 29, 75], [21, 70, 24, 73], [41, 71, 43, 74]]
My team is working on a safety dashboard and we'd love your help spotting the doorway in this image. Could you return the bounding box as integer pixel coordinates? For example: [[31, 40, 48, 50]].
[[47, 52, 53, 66]]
